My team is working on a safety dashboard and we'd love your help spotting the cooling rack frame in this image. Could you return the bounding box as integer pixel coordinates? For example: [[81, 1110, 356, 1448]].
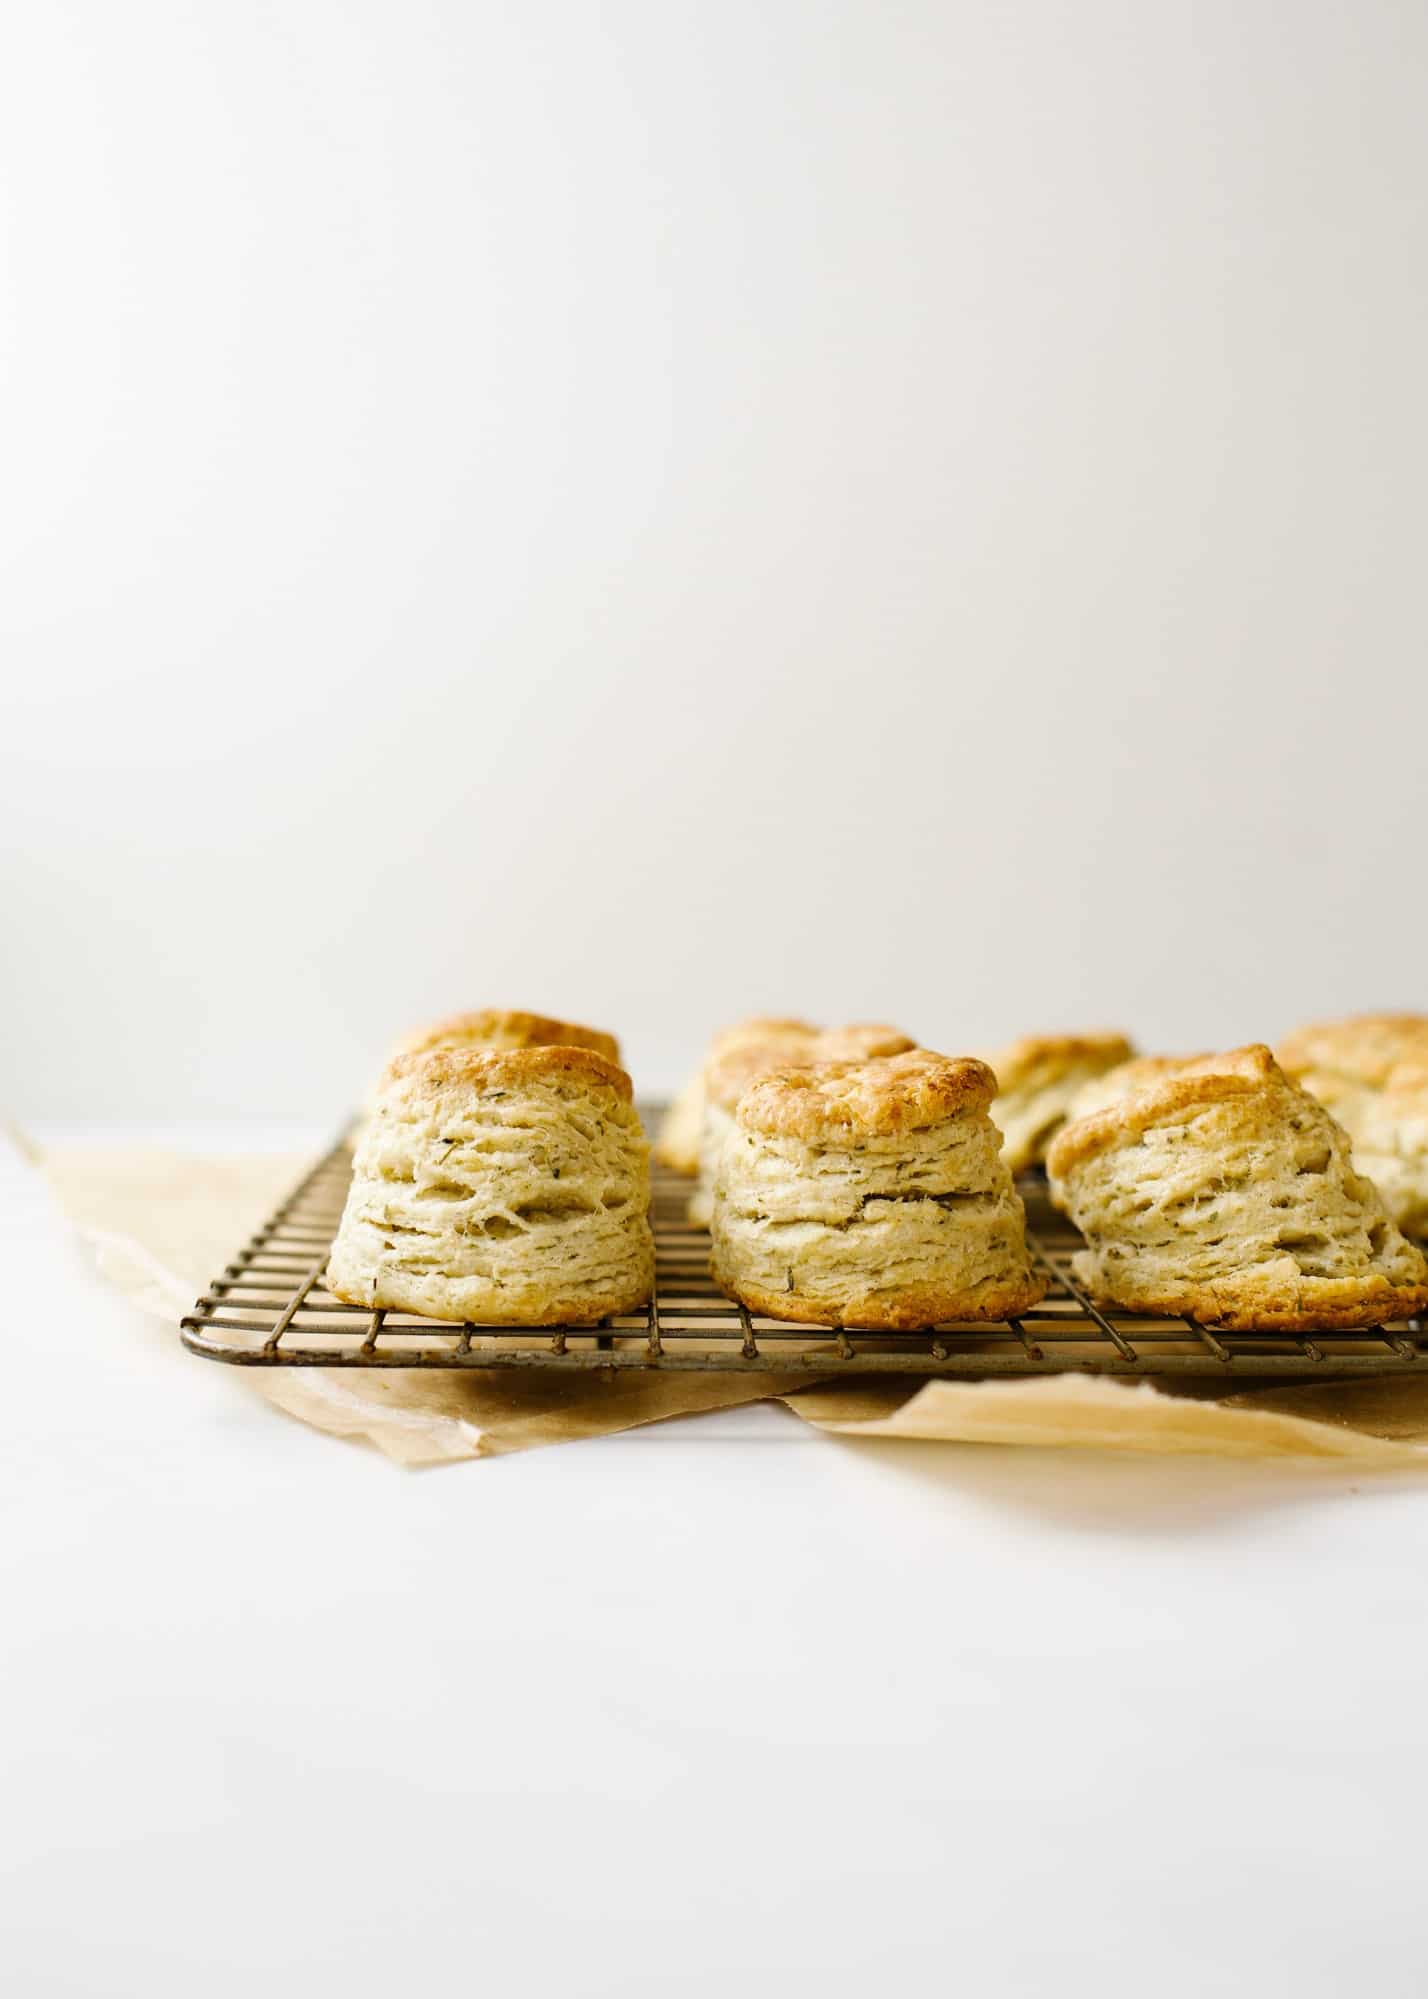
[[180, 1113, 1428, 1380]]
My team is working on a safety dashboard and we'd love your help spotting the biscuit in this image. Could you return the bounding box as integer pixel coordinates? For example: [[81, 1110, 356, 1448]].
[[654, 1016, 816, 1176], [1278, 1014, 1428, 1238], [1045, 1045, 1428, 1331], [652, 1073, 706, 1176], [689, 1022, 915, 1226], [982, 1032, 1136, 1173], [710, 1050, 1046, 1329], [328, 1045, 655, 1324]]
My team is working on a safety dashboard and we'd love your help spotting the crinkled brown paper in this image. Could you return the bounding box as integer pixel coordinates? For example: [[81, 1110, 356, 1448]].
[[38, 1142, 1428, 1470]]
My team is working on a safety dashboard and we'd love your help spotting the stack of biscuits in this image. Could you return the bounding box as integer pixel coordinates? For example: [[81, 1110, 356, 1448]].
[[326, 1002, 1428, 1338]]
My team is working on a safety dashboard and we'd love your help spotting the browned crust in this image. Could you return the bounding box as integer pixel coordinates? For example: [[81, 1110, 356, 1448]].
[[1045, 1044, 1283, 1177], [984, 1031, 1134, 1092], [705, 1023, 913, 1113], [737, 1050, 996, 1139], [710, 1015, 819, 1049], [712, 1266, 1048, 1331], [705, 1031, 824, 1112], [810, 1023, 917, 1062], [1076, 1271, 1428, 1335], [381, 1043, 634, 1101], [1086, 1053, 1210, 1098], [1277, 1014, 1428, 1089], [395, 1009, 621, 1065]]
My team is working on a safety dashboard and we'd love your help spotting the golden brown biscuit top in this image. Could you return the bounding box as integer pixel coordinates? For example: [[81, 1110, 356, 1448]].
[[705, 1024, 913, 1112], [982, 1031, 1135, 1093], [1046, 1044, 1288, 1176], [394, 1008, 621, 1066], [1084, 1053, 1210, 1101], [813, 1023, 916, 1063], [708, 1015, 819, 1057], [737, 1050, 996, 1140], [705, 1031, 823, 1111], [381, 1043, 634, 1103], [1277, 1013, 1428, 1089]]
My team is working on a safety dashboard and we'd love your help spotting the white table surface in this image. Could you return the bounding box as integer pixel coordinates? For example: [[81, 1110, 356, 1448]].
[[5, 1134, 1428, 1998]]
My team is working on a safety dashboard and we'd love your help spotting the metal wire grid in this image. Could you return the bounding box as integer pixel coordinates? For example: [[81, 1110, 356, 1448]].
[[180, 1120, 1428, 1378]]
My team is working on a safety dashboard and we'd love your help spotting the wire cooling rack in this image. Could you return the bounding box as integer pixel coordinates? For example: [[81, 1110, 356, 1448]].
[[180, 1113, 1428, 1378]]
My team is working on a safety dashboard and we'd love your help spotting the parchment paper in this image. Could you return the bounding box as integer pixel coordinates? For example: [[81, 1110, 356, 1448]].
[[40, 1143, 814, 1465], [39, 1142, 1428, 1469]]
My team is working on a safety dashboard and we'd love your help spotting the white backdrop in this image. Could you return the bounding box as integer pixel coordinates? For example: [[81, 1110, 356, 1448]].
[[4, 0, 1426, 1126]]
